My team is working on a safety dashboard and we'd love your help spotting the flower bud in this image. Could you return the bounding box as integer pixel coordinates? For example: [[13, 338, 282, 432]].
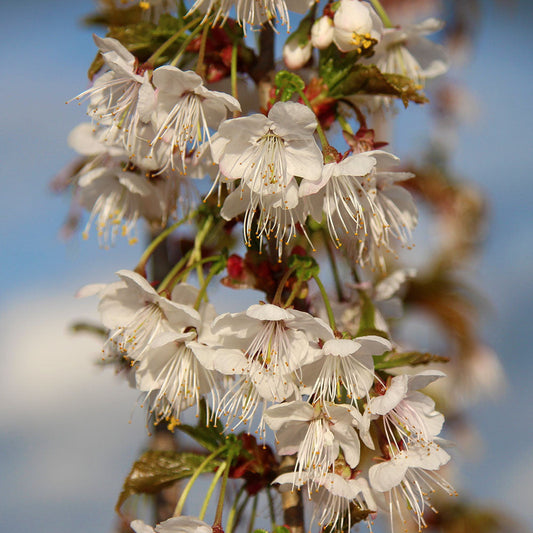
[[333, 0, 383, 52], [311, 16, 334, 49], [283, 39, 312, 69]]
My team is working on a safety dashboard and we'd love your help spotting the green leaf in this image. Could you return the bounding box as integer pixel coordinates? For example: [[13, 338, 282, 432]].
[[87, 15, 189, 78], [115, 450, 222, 513], [285, 5, 316, 47], [274, 71, 305, 102], [176, 423, 227, 452], [374, 350, 450, 370], [356, 291, 376, 334], [173, 398, 226, 452], [288, 254, 320, 281], [331, 64, 429, 106], [318, 42, 378, 90]]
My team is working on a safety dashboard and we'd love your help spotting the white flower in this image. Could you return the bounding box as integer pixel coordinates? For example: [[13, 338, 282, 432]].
[[213, 101, 322, 196], [72, 35, 156, 156], [221, 182, 310, 258], [331, 267, 417, 336], [363, 370, 446, 448], [338, 151, 417, 270], [151, 66, 240, 173], [187, 0, 313, 33], [211, 101, 323, 257], [283, 39, 312, 69], [308, 336, 391, 404], [311, 16, 334, 50], [214, 351, 299, 434], [69, 124, 182, 246], [369, 442, 455, 532], [264, 401, 361, 482], [131, 516, 212, 533], [275, 471, 376, 530], [299, 150, 377, 250], [134, 284, 221, 423], [213, 303, 332, 374], [210, 304, 331, 432], [372, 18, 448, 86], [300, 149, 417, 269], [333, 0, 383, 53], [95, 270, 200, 361], [359, 18, 448, 112]]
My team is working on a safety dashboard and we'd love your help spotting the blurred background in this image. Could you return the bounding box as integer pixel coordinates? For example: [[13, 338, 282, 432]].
[[1, 1, 532, 532]]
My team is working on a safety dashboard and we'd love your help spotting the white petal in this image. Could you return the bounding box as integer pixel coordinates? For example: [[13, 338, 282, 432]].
[[152, 66, 202, 95], [407, 370, 446, 392], [367, 374, 408, 415], [155, 516, 212, 533], [369, 457, 408, 492], [76, 283, 107, 298], [264, 400, 313, 430], [246, 303, 294, 322], [131, 520, 155, 533]]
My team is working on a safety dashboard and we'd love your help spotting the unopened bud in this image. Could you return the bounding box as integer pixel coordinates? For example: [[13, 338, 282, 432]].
[[283, 39, 312, 70], [311, 16, 334, 49], [333, 0, 383, 52]]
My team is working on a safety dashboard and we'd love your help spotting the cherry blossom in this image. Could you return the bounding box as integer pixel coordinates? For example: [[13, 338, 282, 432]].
[[211, 101, 323, 256], [307, 336, 391, 404], [369, 443, 456, 532], [150, 66, 240, 173], [275, 470, 376, 531], [72, 35, 156, 156], [264, 401, 362, 483]]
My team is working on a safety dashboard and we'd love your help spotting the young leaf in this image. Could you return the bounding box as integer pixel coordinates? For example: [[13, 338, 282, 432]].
[[330, 64, 428, 106], [275, 71, 305, 102], [374, 350, 449, 370], [115, 450, 222, 513]]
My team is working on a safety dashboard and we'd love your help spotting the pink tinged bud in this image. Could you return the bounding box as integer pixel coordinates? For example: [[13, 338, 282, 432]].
[[283, 39, 312, 69], [227, 254, 244, 279], [311, 16, 334, 49]]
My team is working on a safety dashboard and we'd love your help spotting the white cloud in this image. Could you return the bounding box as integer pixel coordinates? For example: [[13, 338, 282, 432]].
[[0, 288, 147, 514]]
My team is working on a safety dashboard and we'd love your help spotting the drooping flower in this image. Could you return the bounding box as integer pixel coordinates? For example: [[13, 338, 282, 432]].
[[369, 442, 456, 532], [371, 18, 448, 86], [68, 124, 182, 246], [275, 470, 376, 531], [150, 66, 240, 173], [299, 150, 377, 250], [345, 151, 418, 269], [307, 336, 391, 404], [362, 370, 446, 448], [93, 270, 201, 361], [213, 350, 300, 434], [212, 303, 332, 375], [211, 101, 323, 257], [187, 0, 313, 33], [210, 303, 330, 432], [300, 149, 417, 269], [264, 401, 362, 483], [72, 35, 156, 156], [134, 284, 222, 423]]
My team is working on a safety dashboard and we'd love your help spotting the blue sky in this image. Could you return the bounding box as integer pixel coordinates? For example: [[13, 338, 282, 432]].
[[1, 1, 533, 532]]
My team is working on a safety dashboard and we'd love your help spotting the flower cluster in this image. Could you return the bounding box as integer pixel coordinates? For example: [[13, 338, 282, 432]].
[[61, 0, 465, 532]]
